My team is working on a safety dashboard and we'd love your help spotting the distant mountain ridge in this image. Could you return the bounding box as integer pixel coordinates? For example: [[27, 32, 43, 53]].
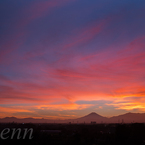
[[108, 112, 145, 123], [0, 112, 145, 123]]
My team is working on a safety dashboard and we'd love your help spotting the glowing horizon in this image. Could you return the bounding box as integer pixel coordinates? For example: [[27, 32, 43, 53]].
[[0, 0, 145, 119]]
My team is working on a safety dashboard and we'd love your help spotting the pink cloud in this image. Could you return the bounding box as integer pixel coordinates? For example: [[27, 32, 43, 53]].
[[0, 32, 27, 64], [61, 19, 108, 51], [27, 0, 72, 20], [0, 0, 77, 64], [19, 0, 76, 28]]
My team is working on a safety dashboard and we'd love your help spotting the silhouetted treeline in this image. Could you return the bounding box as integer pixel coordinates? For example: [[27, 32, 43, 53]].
[[0, 123, 145, 145]]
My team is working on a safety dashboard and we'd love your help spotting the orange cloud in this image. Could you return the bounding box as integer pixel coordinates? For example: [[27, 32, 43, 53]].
[[36, 103, 94, 111], [107, 100, 145, 111], [0, 106, 33, 118]]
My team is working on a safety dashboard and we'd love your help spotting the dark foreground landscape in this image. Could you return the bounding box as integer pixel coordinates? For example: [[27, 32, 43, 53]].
[[0, 123, 145, 145]]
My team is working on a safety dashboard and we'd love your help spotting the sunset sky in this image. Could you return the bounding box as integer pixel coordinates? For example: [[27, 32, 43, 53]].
[[0, 0, 145, 119]]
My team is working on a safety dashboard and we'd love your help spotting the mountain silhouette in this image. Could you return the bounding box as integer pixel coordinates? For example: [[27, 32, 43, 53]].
[[108, 112, 145, 123], [0, 112, 145, 123], [71, 112, 108, 123]]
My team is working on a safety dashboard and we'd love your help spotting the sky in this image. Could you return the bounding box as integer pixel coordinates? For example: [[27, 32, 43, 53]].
[[0, 0, 145, 119]]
